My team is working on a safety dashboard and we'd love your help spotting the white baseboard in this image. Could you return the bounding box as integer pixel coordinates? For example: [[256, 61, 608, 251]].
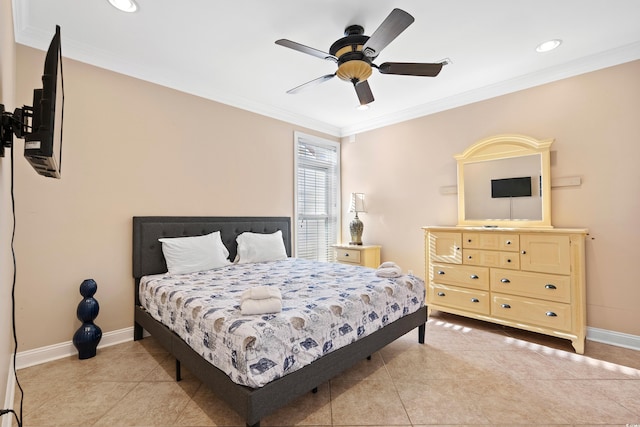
[[1, 325, 637, 427], [15, 326, 135, 370], [2, 358, 15, 427], [8, 326, 640, 370], [2, 327, 138, 427], [587, 326, 640, 351]]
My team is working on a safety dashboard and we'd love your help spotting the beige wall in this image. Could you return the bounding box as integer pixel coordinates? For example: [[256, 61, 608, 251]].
[[12, 44, 337, 351], [341, 60, 640, 337], [6, 32, 640, 355], [1, 0, 17, 407]]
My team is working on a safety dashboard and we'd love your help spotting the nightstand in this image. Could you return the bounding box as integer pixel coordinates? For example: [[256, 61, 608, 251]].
[[332, 244, 381, 268]]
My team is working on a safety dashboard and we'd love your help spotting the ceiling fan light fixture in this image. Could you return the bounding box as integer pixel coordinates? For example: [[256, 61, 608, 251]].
[[276, 9, 444, 106], [536, 39, 562, 53], [108, 0, 138, 13], [336, 60, 372, 82]]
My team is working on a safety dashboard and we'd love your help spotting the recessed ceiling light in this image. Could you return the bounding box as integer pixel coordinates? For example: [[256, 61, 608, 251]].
[[536, 39, 562, 53], [108, 0, 138, 13]]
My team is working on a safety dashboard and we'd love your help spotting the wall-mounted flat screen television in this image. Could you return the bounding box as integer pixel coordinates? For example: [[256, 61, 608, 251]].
[[23, 25, 64, 179], [491, 176, 532, 198]]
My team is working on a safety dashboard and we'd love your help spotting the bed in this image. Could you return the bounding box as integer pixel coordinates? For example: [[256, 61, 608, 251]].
[[132, 216, 427, 427]]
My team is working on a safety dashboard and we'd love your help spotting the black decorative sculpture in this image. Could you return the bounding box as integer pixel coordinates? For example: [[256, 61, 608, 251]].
[[72, 279, 102, 359]]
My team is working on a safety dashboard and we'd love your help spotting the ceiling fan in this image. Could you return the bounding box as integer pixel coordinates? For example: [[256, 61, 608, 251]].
[[275, 8, 446, 106]]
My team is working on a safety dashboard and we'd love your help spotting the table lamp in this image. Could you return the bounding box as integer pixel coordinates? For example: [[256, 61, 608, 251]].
[[349, 192, 366, 245]]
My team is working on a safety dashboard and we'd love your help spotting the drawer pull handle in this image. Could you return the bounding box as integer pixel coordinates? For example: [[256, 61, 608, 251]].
[[467, 255, 473, 259], [501, 278, 510, 283], [545, 284, 557, 290], [506, 258, 512, 263], [437, 270, 445, 275], [470, 274, 479, 279], [546, 311, 558, 317], [506, 240, 512, 245], [467, 239, 472, 243], [521, 250, 527, 255], [437, 292, 446, 297], [343, 253, 349, 257], [455, 246, 460, 251], [501, 304, 511, 309], [470, 298, 480, 303]]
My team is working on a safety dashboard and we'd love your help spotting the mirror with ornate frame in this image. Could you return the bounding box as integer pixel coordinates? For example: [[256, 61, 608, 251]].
[[455, 134, 553, 228]]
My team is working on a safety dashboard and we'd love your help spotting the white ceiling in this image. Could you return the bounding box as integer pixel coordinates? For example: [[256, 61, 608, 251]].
[[12, 0, 640, 137]]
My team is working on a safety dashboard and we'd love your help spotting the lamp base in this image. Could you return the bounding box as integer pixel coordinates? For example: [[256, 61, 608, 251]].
[[349, 215, 363, 246]]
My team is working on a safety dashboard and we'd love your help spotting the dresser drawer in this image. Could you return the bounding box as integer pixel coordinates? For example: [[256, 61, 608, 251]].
[[335, 248, 360, 264], [490, 269, 570, 303], [333, 245, 381, 268], [432, 263, 489, 290], [491, 293, 572, 332], [428, 232, 462, 264], [429, 283, 490, 315], [463, 233, 519, 252], [463, 249, 520, 269]]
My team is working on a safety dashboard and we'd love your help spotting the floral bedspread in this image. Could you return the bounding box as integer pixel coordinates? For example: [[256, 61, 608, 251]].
[[139, 258, 425, 388]]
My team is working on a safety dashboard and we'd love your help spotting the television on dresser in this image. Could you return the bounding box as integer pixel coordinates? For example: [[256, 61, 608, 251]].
[[0, 25, 64, 179], [491, 176, 532, 198]]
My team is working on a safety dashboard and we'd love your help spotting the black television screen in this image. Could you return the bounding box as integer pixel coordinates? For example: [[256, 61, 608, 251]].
[[24, 25, 63, 179], [491, 176, 532, 198]]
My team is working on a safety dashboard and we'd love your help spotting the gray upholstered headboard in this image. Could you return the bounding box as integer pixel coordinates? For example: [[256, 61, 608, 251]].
[[132, 216, 292, 279]]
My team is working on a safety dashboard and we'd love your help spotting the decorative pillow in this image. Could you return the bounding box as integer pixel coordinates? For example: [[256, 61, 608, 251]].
[[236, 230, 288, 264], [159, 231, 231, 274]]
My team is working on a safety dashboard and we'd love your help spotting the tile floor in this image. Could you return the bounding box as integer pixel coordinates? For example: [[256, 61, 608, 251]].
[[11, 311, 640, 426]]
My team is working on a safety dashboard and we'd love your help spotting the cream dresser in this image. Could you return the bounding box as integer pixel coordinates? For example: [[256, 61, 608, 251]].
[[423, 226, 588, 353]]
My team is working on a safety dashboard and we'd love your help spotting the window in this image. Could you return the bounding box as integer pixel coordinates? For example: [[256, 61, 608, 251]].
[[294, 132, 340, 261]]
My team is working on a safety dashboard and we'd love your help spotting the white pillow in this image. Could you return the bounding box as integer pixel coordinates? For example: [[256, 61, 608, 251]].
[[236, 230, 288, 264], [159, 231, 231, 274]]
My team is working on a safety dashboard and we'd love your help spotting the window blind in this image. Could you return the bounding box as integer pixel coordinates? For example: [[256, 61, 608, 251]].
[[294, 133, 340, 262]]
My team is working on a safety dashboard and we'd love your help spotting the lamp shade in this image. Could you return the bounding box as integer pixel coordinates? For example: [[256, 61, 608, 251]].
[[349, 193, 366, 213]]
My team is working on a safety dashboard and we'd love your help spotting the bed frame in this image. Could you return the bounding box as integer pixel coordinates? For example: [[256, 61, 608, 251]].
[[132, 216, 427, 427]]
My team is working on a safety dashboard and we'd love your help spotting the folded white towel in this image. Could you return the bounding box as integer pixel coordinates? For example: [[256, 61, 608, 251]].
[[379, 261, 400, 269], [241, 286, 282, 302], [376, 261, 402, 278], [241, 297, 282, 315], [376, 268, 401, 278]]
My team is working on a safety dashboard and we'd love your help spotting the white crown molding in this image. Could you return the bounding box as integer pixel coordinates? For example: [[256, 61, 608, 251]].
[[340, 41, 640, 136], [11, 4, 344, 138], [12, 0, 640, 139], [95, 38, 640, 138]]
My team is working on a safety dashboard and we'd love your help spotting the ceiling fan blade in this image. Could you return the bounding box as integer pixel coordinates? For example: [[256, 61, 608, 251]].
[[287, 74, 336, 94], [354, 80, 374, 105], [377, 62, 444, 77], [275, 39, 338, 63], [362, 9, 414, 59]]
